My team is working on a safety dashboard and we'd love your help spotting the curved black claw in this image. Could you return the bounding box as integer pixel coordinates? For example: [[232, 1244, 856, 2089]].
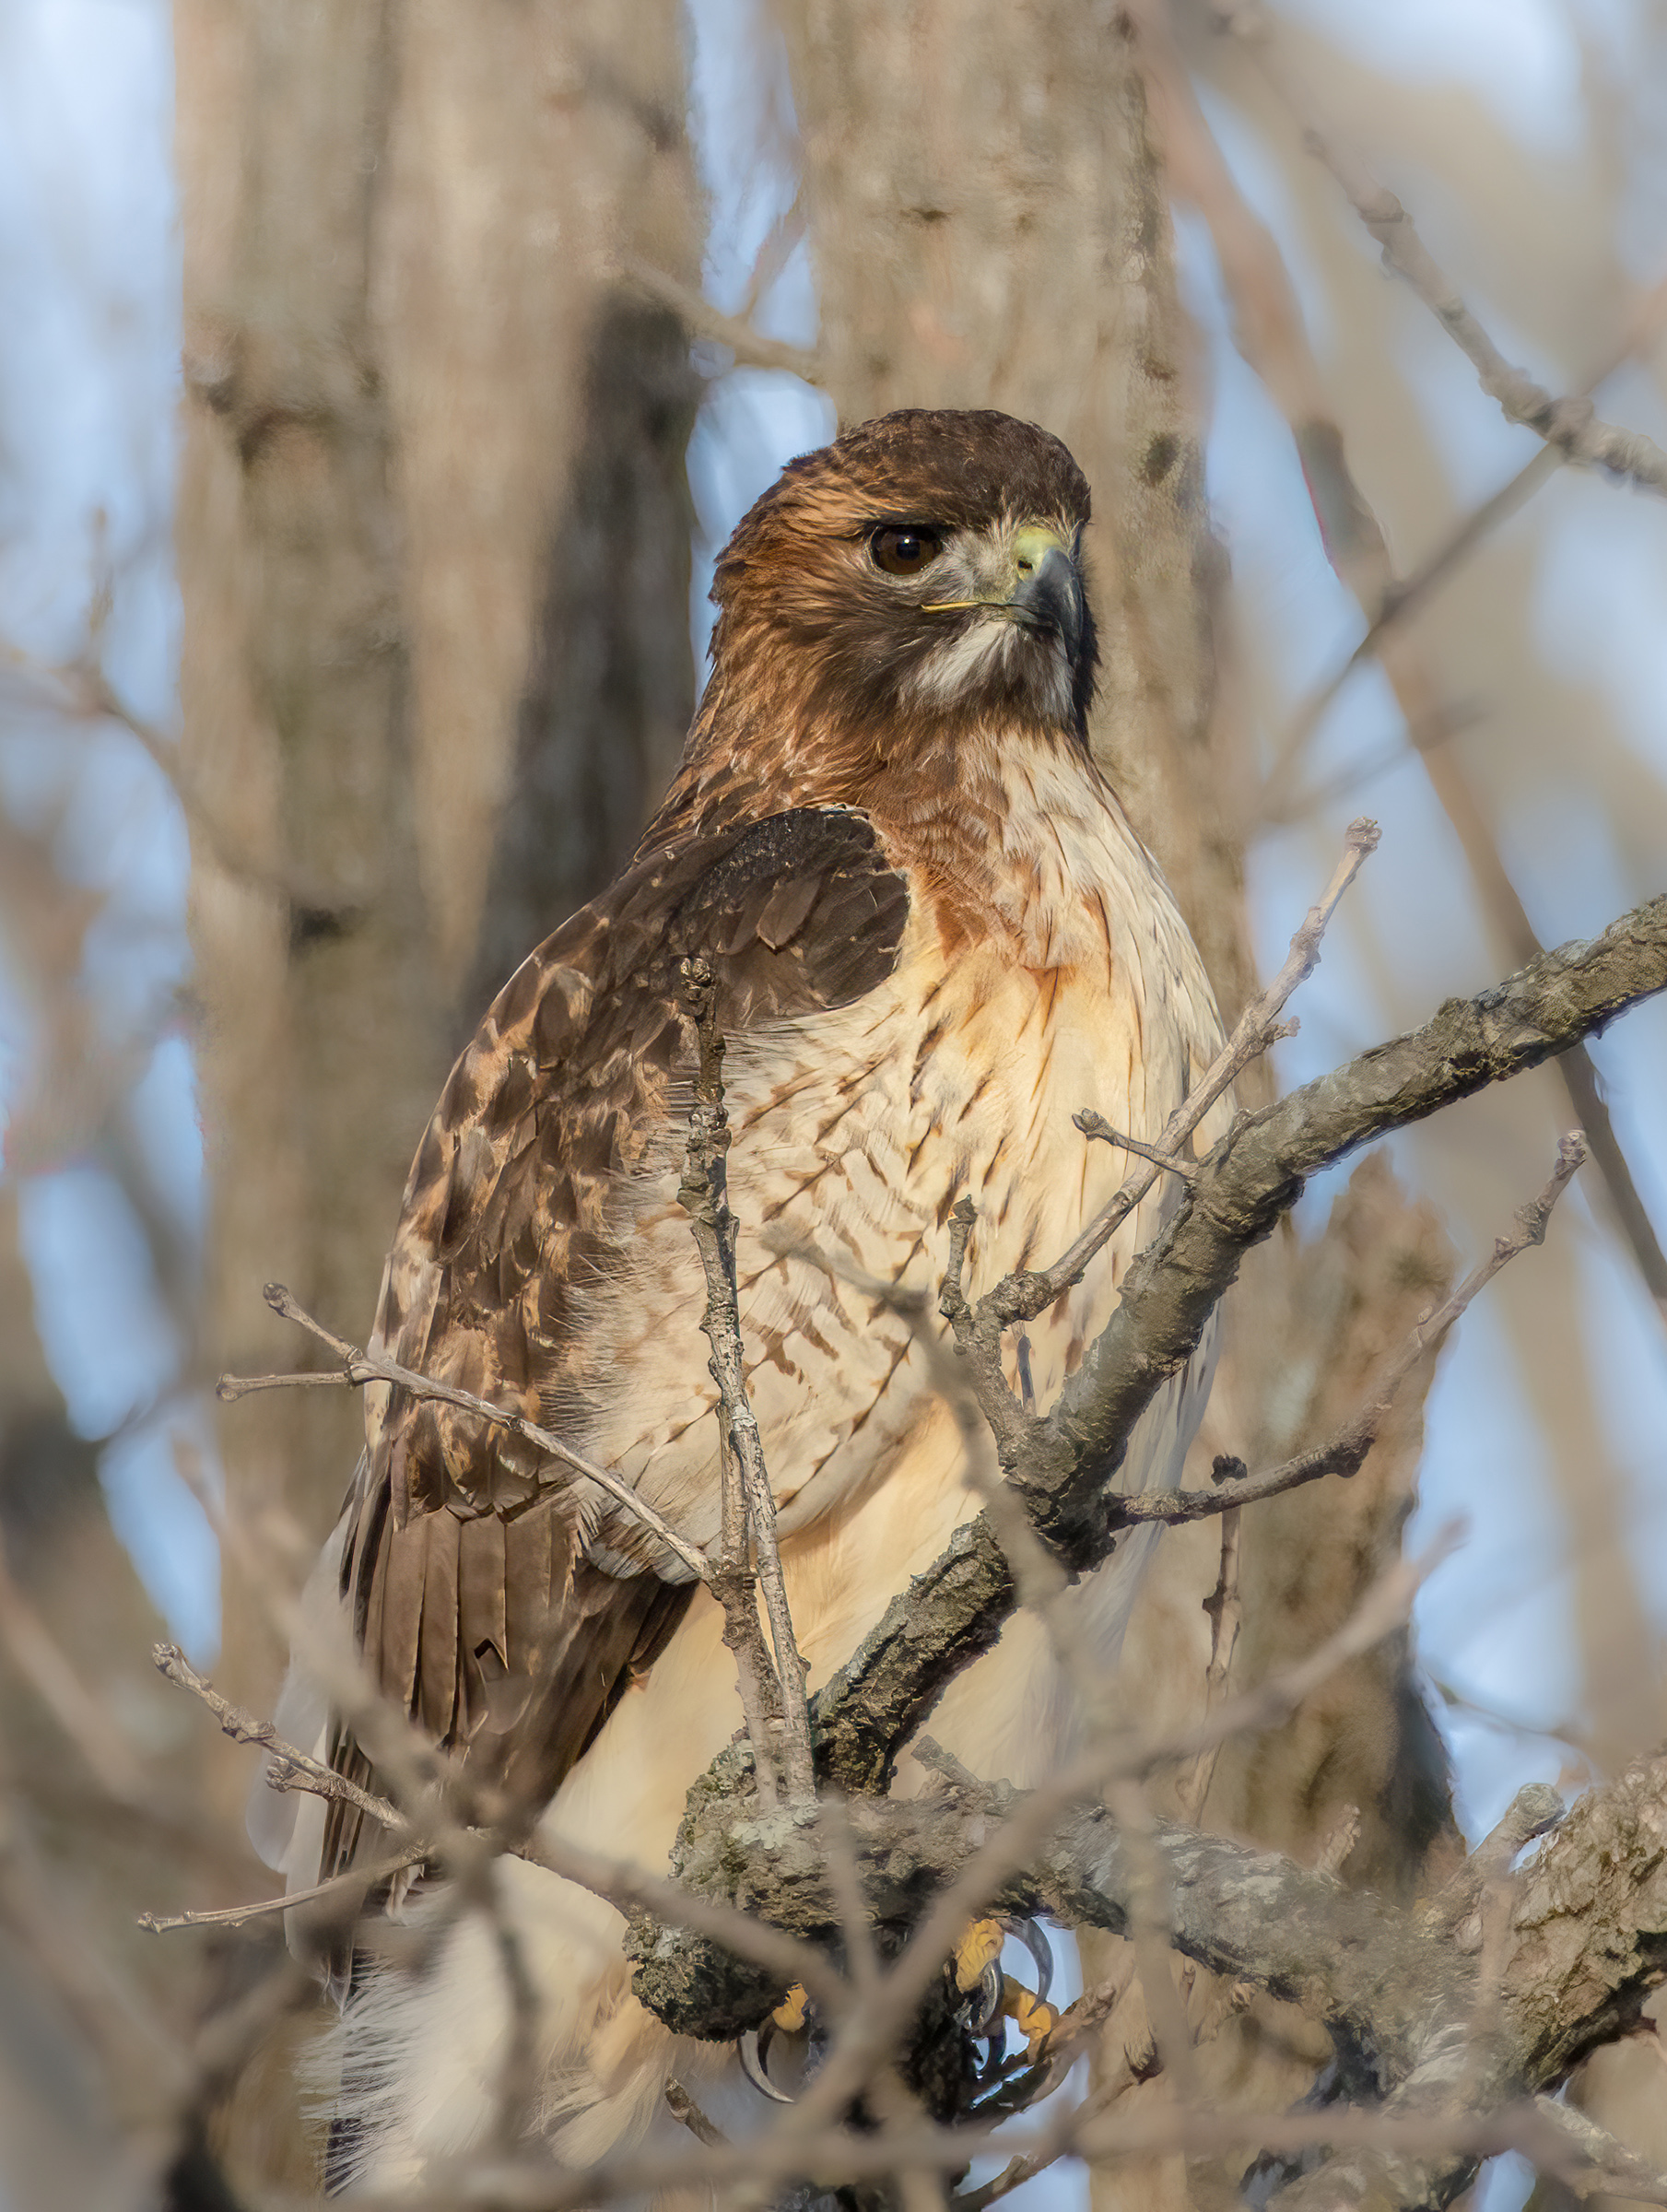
[[737, 2023, 796, 2104], [1004, 1915, 1054, 2004]]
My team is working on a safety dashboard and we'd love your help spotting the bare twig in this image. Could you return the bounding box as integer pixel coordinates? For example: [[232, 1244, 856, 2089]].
[[676, 959, 786, 1806], [223, 1282, 711, 1583], [1173, 1503, 1244, 1825], [1027, 816, 1378, 1311], [151, 1640, 404, 1827], [1114, 1132, 1589, 1527], [144, 1638, 844, 2012], [810, 897, 1667, 1802], [751, 1539, 1449, 2155], [1074, 1114, 1198, 1183], [1409, 759, 1667, 1322], [663, 2077, 727, 2147], [0, 1547, 158, 1812], [763, 1221, 1091, 1709], [1260, 289, 1667, 817], [616, 253, 823, 384], [1215, 4, 1667, 498], [1533, 2094, 1667, 2205], [1143, 11, 1667, 1323], [0, 638, 347, 913], [676, 957, 816, 1806], [939, 820, 1379, 1469], [347, 2093, 1667, 2210], [136, 1844, 427, 1935]]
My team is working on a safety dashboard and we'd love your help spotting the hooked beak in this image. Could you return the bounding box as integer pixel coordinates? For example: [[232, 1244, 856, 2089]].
[[1006, 524, 1084, 663], [922, 523, 1085, 665]]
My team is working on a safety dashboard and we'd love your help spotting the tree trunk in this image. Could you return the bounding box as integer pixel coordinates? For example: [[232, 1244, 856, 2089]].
[[174, 1, 700, 2187], [176, 0, 700, 1708]]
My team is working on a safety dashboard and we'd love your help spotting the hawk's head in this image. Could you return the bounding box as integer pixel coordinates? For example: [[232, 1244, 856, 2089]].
[[708, 409, 1099, 754]]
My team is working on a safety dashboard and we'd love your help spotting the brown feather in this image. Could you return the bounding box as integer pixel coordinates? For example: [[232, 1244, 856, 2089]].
[[321, 414, 1204, 1903]]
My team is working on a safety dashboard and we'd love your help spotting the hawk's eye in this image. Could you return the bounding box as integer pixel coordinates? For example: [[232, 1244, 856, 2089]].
[[868, 524, 943, 577]]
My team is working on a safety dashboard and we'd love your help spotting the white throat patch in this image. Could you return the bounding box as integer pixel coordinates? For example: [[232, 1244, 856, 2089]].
[[904, 613, 1074, 726]]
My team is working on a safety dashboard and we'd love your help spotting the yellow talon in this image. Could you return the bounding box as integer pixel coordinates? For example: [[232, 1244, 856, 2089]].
[[770, 1983, 808, 2034], [1003, 1976, 1060, 2059], [952, 1917, 1005, 1994]]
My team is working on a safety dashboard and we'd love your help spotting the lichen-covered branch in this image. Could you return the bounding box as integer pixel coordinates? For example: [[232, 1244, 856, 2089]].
[[625, 1750, 1667, 2211]]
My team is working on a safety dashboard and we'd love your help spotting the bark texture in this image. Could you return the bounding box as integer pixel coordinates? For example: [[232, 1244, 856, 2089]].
[[777, 0, 1245, 1007], [176, 0, 700, 1709], [174, 2, 699, 2188]]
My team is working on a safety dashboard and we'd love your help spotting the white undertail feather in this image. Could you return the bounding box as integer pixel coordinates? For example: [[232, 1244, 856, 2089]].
[[273, 730, 1229, 2194]]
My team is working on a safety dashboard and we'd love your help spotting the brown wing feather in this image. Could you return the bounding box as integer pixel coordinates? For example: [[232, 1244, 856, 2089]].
[[322, 807, 908, 1881]]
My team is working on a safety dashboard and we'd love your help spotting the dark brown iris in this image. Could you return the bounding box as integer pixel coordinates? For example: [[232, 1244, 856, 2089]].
[[868, 523, 943, 576]]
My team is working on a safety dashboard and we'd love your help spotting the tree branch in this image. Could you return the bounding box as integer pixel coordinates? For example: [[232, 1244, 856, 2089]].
[[1215, 2, 1667, 498], [1112, 1130, 1587, 1526], [616, 253, 824, 384], [143, 1642, 844, 2013], [622, 1743, 1667, 2212], [677, 956, 816, 1805], [811, 898, 1667, 1798]]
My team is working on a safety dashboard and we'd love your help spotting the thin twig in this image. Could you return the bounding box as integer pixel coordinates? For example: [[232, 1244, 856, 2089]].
[[151, 1640, 405, 1827], [136, 1844, 427, 1935], [663, 2077, 727, 2147], [1215, 4, 1667, 498], [954, 818, 1378, 1392], [0, 1547, 158, 1811], [1113, 1130, 1588, 1527], [677, 959, 784, 1806], [769, 1536, 1450, 2152], [1074, 1114, 1198, 1183], [1262, 265, 1667, 815], [616, 253, 824, 384], [0, 638, 348, 913], [809, 898, 1667, 1803], [1173, 1505, 1244, 1826], [146, 1638, 844, 2012], [225, 1283, 711, 1583], [764, 1223, 1091, 1707], [676, 957, 816, 1806], [1145, 15, 1667, 1323], [345, 2090, 1667, 2210]]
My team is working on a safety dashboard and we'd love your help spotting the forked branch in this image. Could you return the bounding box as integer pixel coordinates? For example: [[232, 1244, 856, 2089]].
[[810, 894, 1667, 1796]]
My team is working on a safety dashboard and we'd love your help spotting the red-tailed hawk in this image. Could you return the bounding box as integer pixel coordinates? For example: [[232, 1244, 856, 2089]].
[[260, 408, 1227, 2184]]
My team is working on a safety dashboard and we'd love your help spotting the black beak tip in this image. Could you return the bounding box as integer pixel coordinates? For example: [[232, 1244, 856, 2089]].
[[1014, 545, 1084, 660]]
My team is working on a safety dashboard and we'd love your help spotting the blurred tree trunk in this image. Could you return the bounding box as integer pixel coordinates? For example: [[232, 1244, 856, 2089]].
[[175, 4, 700, 2189], [775, 6, 1462, 2202], [778, 0, 1247, 1008], [175, 0, 700, 1728]]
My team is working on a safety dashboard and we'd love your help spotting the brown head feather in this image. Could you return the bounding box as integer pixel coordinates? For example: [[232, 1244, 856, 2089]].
[[680, 410, 1100, 816]]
